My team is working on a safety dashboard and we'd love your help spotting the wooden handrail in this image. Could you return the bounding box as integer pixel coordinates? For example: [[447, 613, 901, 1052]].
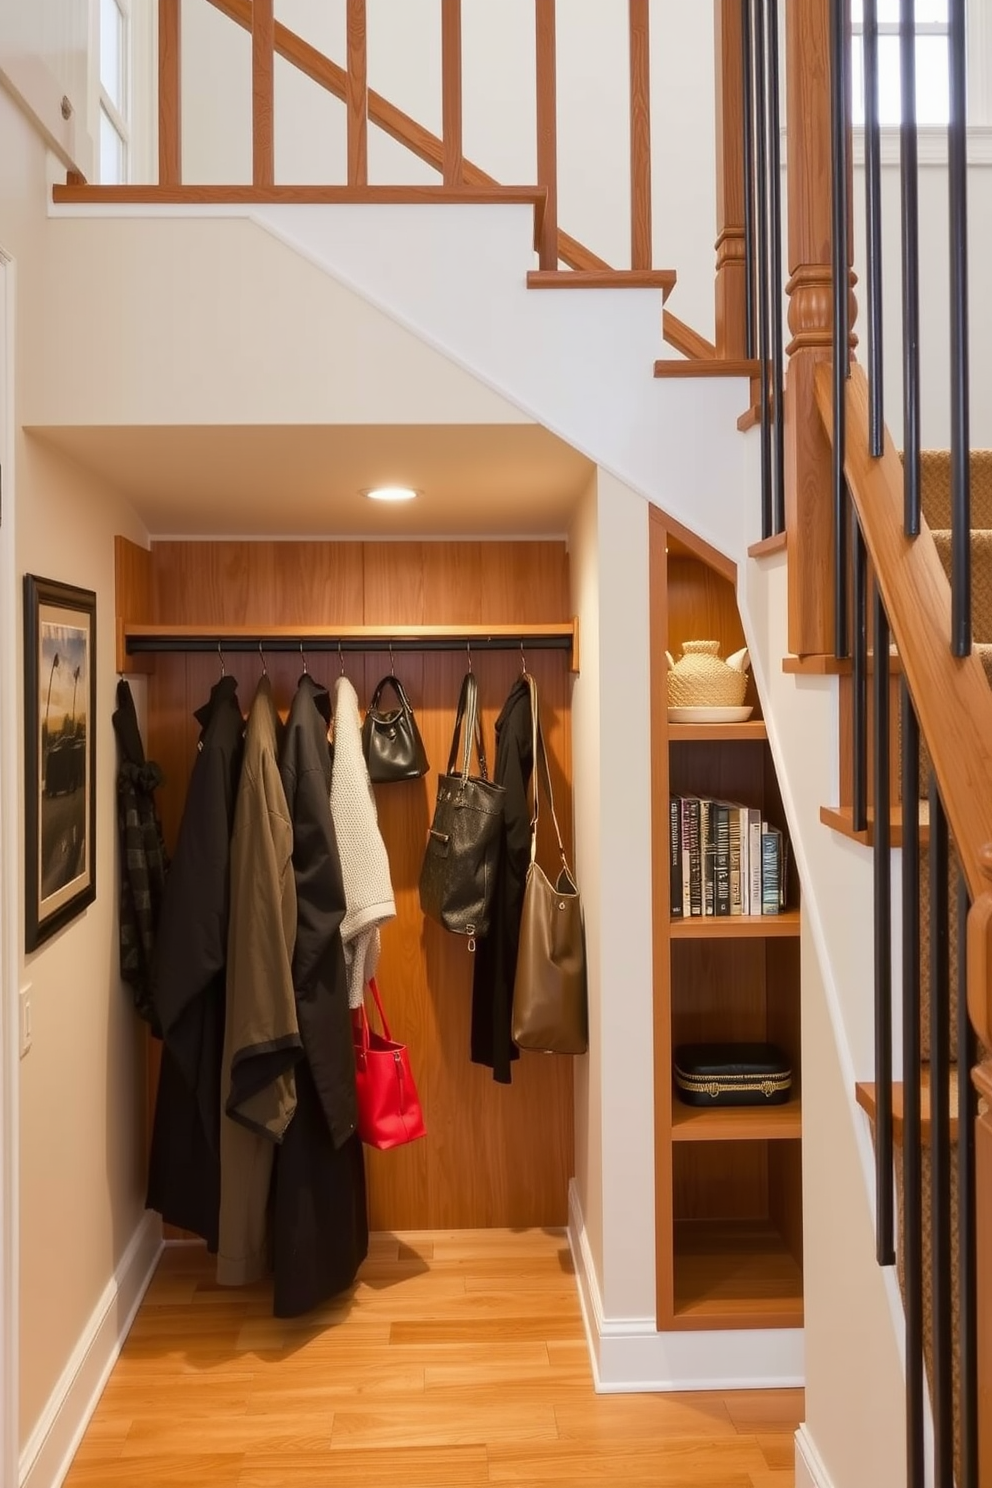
[[629, 0, 652, 271], [346, 0, 368, 187], [441, 0, 464, 187], [713, 0, 747, 358], [201, 0, 608, 273], [252, 0, 274, 187], [158, 0, 181, 187], [535, 0, 558, 270], [815, 363, 992, 997]]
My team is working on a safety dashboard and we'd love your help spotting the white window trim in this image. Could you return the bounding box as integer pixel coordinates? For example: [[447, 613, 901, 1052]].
[[98, 0, 130, 183]]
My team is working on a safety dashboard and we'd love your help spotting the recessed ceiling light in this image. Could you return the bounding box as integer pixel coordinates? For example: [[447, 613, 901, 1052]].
[[364, 485, 419, 503]]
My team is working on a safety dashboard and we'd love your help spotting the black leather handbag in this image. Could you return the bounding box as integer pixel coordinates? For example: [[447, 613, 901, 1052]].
[[362, 674, 430, 783], [418, 672, 506, 943]]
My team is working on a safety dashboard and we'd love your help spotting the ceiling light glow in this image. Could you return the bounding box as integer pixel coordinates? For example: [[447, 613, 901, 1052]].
[[364, 485, 419, 503]]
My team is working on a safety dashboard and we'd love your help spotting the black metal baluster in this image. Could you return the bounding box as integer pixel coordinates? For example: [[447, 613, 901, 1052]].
[[830, 0, 851, 656], [958, 870, 978, 1487], [900, 0, 921, 535], [863, 0, 884, 456], [766, 0, 785, 533], [873, 592, 894, 1263], [901, 684, 924, 1488], [754, 0, 773, 540], [948, 0, 971, 656], [928, 777, 952, 1487], [741, 0, 757, 363], [852, 523, 868, 832]]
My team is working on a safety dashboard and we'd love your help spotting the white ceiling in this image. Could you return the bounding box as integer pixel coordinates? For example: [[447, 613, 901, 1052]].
[[30, 424, 595, 538]]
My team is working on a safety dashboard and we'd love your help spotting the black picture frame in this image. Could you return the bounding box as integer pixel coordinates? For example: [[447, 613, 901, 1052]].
[[23, 574, 97, 951]]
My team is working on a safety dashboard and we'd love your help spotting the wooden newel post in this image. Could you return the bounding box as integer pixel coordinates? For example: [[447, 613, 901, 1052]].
[[784, 0, 853, 655], [713, 0, 747, 359]]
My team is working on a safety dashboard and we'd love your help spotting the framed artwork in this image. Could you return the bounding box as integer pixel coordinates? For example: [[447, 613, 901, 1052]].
[[23, 574, 97, 951]]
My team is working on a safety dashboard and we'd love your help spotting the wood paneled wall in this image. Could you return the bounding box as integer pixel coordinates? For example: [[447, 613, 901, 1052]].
[[137, 539, 575, 1233]]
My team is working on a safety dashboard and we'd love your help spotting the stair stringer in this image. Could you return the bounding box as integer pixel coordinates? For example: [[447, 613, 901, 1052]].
[[739, 515, 922, 1488]]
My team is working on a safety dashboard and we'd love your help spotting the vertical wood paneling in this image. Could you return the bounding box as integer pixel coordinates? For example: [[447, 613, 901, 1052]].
[[628, 0, 652, 271], [346, 0, 369, 187], [714, 0, 748, 357], [535, 0, 559, 270], [158, 0, 181, 186], [139, 538, 574, 1233], [441, 0, 464, 186], [252, 0, 275, 188], [114, 535, 154, 675]]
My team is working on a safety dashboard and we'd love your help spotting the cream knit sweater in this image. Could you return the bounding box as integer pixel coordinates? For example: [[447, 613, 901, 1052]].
[[330, 676, 396, 1008]]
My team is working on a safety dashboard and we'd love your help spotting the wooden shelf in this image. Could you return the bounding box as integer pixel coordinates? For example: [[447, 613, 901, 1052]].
[[669, 909, 800, 940], [119, 619, 580, 674], [671, 1219, 804, 1331], [668, 721, 767, 742], [671, 1094, 802, 1143]]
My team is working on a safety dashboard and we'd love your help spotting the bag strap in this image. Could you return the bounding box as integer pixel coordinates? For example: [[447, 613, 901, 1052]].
[[368, 675, 413, 715], [523, 672, 570, 874], [445, 671, 489, 781]]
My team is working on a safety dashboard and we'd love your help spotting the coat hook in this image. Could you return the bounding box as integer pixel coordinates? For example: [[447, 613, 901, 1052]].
[[258, 640, 267, 676], [338, 639, 346, 676], [300, 640, 308, 675], [217, 641, 226, 677], [389, 642, 395, 675], [520, 640, 527, 676], [466, 639, 473, 673]]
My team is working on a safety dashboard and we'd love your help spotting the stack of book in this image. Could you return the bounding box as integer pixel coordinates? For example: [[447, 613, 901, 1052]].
[[668, 796, 788, 918]]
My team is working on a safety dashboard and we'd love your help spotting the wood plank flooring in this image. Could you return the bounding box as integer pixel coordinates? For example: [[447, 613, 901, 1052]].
[[64, 1230, 802, 1487]]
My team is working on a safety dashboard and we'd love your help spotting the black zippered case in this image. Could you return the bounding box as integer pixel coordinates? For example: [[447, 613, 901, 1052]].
[[673, 1041, 793, 1106]]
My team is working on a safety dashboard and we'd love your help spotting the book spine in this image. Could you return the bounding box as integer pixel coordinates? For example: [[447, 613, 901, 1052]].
[[669, 797, 683, 917], [680, 800, 692, 917], [738, 806, 750, 915], [748, 811, 763, 916], [729, 808, 743, 915], [761, 826, 782, 915], [713, 804, 731, 916], [700, 799, 715, 916], [686, 799, 702, 916]]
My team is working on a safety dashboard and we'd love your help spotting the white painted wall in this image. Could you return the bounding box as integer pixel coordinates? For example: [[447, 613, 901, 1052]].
[[0, 0, 92, 175], [0, 85, 158, 1481]]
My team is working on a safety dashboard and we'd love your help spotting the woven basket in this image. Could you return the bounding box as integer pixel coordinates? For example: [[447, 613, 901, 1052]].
[[666, 640, 749, 708]]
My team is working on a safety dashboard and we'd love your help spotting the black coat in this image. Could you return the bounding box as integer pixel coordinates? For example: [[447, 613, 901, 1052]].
[[146, 675, 244, 1249], [273, 674, 368, 1317], [112, 679, 168, 1034], [471, 676, 534, 1083]]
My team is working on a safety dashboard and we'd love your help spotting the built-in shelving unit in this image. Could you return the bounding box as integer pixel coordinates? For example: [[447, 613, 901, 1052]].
[[650, 512, 803, 1335]]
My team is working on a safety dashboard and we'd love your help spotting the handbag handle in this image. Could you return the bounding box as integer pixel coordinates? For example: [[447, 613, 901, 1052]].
[[368, 675, 414, 718], [356, 976, 394, 1054], [445, 671, 490, 782], [523, 672, 571, 875]]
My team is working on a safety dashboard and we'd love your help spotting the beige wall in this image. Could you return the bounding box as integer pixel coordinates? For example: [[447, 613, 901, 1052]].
[[0, 85, 151, 1452]]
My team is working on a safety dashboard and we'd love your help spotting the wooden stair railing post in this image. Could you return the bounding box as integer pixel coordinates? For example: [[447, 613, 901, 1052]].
[[252, 0, 275, 187], [535, 0, 558, 270], [346, 0, 368, 187], [629, 0, 652, 271], [158, 0, 181, 186], [784, 0, 854, 655], [441, 0, 464, 187], [714, 0, 747, 359]]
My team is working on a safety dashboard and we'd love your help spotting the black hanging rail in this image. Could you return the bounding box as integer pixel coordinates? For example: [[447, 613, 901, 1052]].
[[122, 621, 581, 673], [830, 0, 851, 657], [928, 777, 953, 1488], [948, 0, 971, 657], [863, 0, 885, 458], [872, 592, 894, 1266], [900, 683, 925, 1488], [900, 0, 922, 536]]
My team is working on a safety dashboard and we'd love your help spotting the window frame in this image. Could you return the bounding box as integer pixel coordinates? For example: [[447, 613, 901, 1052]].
[[98, 0, 130, 184], [850, 9, 952, 128]]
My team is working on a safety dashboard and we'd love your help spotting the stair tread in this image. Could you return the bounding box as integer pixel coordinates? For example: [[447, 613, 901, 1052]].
[[654, 357, 759, 378], [820, 801, 929, 846], [856, 1068, 961, 1144], [527, 269, 677, 300]]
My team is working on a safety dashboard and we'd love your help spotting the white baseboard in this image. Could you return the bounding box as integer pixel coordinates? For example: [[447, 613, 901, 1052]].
[[795, 1423, 837, 1488], [19, 1211, 163, 1488], [567, 1178, 805, 1393]]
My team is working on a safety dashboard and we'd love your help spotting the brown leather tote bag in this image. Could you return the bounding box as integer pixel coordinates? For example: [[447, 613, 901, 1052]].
[[511, 674, 588, 1055]]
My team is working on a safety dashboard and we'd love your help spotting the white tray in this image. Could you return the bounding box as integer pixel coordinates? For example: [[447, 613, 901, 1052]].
[[667, 706, 754, 724]]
